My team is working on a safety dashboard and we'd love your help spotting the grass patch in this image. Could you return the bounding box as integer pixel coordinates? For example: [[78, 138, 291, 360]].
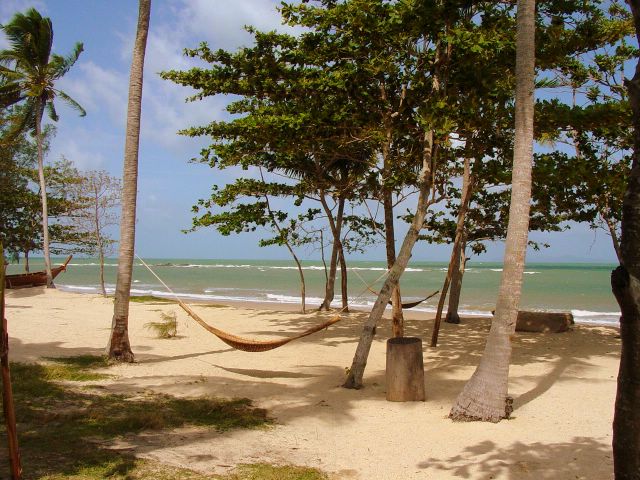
[[128, 295, 175, 304], [225, 464, 328, 480], [145, 311, 178, 338], [0, 360, 274, 479], [42, 355, 112, 381]]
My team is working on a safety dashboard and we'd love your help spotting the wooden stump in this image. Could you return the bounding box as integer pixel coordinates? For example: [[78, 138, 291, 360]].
[[386, 337, 425, 402]]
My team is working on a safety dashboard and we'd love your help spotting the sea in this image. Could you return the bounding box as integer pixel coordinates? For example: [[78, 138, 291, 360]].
[[7, 258, 621, 327]]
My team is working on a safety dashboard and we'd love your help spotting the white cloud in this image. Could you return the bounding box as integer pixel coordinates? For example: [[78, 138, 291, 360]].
[[57, 61, 128, 125], [170, 0, 294, 50], [50, 138, 107, 171], [0, 0, 46, 22], [134, 1, 300, 153]]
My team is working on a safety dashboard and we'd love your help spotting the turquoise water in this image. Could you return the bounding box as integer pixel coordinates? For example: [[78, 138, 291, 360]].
[[8, 258, 620, 325]]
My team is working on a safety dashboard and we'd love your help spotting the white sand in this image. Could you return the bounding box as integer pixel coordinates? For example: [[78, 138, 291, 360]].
[[5, 288, 620, 479]]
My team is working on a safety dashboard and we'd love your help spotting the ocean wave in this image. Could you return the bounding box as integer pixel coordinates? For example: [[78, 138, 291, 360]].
[[572, 309, 620, 317], [129, 262, 425, 274], [57, 283, 620, 327], [68, 262, 117, 267], [60, 284, 102, 292]]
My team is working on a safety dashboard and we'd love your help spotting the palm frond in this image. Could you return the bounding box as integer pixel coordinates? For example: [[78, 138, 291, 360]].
[[51, 42, 84, 79], [55, 89, 86, 117], [0, 65, 21, 80], [45, 101, 58, 122], [0, 82, 25, 108], [1, 8, 52, 69]]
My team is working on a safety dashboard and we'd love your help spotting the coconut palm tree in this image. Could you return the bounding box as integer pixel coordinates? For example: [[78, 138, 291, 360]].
[[0, 8, 85, 287], [449, 0, 536, 422], [107, 0, 151, 362]]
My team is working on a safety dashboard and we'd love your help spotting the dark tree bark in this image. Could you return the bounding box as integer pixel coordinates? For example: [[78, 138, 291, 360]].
[[431, 158, 473, 346], [612, 2, 640, 477], [339, 245, 349, 312], [445, 240, 467, 325], [319, 194, 345, 311]]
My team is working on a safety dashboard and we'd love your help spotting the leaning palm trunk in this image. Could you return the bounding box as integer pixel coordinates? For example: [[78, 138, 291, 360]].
[[343, 130, 436, 389], [108, 0, 151, 362], [450, 0, 535, 422], [35, 102, 53, 287], [611, 1, 640, 476]]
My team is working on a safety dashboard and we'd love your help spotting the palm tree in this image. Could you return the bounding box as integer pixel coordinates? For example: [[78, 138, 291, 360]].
[[0, 8, 85, 287], [449, 0, 536, 422], [107, 0, 151, 362]]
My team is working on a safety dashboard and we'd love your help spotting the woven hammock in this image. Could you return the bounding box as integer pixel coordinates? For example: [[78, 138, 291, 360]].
[[135, 255, 342, 352], [176, 298, 341, 352]]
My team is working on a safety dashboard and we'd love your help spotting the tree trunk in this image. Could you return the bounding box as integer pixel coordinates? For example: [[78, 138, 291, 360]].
[[612, 1, 640, 476], [446, 240, 467, 325], [381, 111, 404, 337], [260, 179, 306, 313], [339, 245, 349, 312], [384, 189, 404, 337], [343, 130, 436, 389], [431, 158, 473, 346], [24, 251, 29, 273], [319, 194, 345, 311], [98, 239, 106, 297], [1, 241, 22, 480], [450, 0, 535, 422], [108, 0, 151, 362], [35, 101, 53, 288], [283, 234, 306, 314], [94, 183, 107, 297], [386, 337, 425, 402]]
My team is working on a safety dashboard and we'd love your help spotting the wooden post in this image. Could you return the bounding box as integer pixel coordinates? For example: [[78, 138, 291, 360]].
[[1, 242, 22, 479], [386, 337, 426, 402]]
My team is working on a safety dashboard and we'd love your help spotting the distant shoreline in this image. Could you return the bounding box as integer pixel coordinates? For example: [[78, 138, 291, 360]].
[[21, 256, 620, 267]]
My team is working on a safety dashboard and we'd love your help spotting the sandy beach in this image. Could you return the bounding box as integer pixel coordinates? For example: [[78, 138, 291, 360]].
[[4, 287, 620, 479]]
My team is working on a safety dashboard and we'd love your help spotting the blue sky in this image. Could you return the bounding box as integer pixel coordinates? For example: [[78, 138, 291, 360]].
[[1, 0, 621, 264]]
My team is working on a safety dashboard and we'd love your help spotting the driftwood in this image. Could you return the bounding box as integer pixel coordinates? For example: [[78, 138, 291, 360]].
[[492, 310, 574, 333]]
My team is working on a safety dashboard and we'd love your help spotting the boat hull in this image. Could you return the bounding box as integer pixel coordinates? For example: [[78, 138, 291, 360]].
[[5, 256, 72, 289]]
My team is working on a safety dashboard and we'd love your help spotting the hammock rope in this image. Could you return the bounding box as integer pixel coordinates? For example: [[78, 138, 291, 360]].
[[351, 268, 439, 309], [135, 255, 387, 352]]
